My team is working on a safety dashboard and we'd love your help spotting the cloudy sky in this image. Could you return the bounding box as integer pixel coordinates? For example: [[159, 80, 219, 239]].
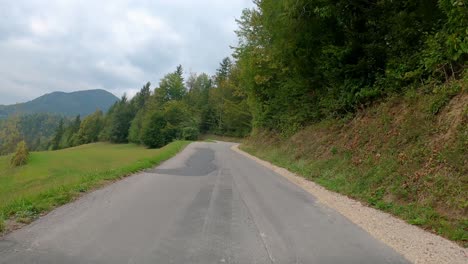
[[0, 0, 253, 105]]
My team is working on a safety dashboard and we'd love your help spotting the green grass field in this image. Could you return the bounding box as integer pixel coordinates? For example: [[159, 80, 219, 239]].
[[0, 141, 190, 232]]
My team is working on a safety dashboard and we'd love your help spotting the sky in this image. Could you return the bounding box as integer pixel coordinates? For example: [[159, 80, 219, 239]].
[[0, 0, 253, 105]]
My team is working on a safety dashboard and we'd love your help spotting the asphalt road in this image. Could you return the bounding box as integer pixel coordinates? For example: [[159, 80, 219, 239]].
[[0, 142, 409, 264]]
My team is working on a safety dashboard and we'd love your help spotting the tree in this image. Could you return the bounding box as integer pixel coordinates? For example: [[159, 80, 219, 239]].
[[186, 73, 215, 133], [128, 82, 153, 143], [64, 115, 81, 147], [0, 116, 22, 155], [10, 140, 29, 167], [50, 119, 64, 150], [131, 82, 152, 110], [176, 64, 183, 76], [215, 57, 232, 86], [76, 110, 104, 144], [140, 112, 167, 148], [108, 95, 133, 143], [211, 63, 251, 136], [155, 66, 187, 104], [128, 110, 145, 144]]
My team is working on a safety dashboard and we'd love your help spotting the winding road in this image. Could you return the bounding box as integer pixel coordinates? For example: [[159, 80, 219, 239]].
[[0, 142, 409, 263]]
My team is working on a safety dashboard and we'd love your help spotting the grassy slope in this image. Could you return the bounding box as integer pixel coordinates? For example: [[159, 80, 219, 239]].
[[242, 78, 467, 246], [0, 141, 190, 232]]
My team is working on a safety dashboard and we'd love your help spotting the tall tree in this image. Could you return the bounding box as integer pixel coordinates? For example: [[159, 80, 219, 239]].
[[50, 119, 64, 150], [108, 95, 133, 143], [0, 116, 22, 155], [128, 82, 154, 144], [155, 67, 187, 104], [77, 110, 104, 144], [215, 57, 232, 86]]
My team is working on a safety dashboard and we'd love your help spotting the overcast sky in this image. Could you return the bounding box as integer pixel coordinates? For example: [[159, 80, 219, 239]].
[[0, 0, 253, 105]]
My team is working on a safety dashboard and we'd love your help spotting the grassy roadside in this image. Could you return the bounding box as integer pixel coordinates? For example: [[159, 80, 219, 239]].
[[241, 80, 467, 246], [0, 141, 190, 233]]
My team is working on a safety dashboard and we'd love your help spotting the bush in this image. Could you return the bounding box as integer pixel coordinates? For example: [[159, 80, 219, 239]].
[[141, 112, 167, 148], [182, 127, 199, 140], [10, 140, 29, 167]]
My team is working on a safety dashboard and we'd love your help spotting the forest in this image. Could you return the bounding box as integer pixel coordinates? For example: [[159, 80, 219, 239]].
[[0, 0, 466, 153]]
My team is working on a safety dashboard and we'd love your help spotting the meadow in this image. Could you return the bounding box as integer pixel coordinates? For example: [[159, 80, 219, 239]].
[[0, 141, 190, 232]]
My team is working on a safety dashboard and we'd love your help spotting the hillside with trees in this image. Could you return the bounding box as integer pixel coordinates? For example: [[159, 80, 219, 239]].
[[0, 89, 118, 155], [0, 89, 118, 119]]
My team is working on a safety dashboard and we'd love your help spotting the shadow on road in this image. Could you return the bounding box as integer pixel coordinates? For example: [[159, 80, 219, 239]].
[[150, 148, 217, 176]]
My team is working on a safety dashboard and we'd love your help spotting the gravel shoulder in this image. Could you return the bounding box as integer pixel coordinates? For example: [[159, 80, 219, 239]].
[[232, 144, 468, 264]]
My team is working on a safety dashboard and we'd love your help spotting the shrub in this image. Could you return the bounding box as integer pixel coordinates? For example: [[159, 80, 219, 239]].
[[10, 140, 29, 167], [141, 112, 167, 148], [182, 127, 199, 140]]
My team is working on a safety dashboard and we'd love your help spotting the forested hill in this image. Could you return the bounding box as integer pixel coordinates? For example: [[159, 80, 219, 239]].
[[0, 89, 118, 118]]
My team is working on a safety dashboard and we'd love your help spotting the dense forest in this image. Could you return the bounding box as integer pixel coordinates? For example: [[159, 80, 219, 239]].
[[0, 114, 64, 155], [1, 0, 466, 154], [232, 0, 466, 134]]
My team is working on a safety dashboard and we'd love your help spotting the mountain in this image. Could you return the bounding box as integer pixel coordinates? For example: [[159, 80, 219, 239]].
[[0, 89, 119, 118]]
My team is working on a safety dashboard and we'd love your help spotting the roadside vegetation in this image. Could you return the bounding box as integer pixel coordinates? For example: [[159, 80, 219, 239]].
[[10, 141, 29, 167], [242, 78, 467, 246], [231, 0, 467, 246], [0, 141, 189, 233]]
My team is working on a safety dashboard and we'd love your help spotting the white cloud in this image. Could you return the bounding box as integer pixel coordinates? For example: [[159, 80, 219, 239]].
[[30, 17, 49, 36], [0, 0, 255, 105], [95, 60, 145, 82]]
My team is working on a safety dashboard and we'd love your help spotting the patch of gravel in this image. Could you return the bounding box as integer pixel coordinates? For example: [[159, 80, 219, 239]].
[[232, 145, 468, 264]]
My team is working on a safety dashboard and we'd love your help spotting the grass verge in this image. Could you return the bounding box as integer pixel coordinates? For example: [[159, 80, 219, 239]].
[[0, 141, 190, 233], [241, 79, 467, 246]]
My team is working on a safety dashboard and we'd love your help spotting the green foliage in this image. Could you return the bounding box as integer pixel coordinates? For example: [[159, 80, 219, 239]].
[[429, 82, 462, 114], [54, 115, 81, 149], [182, 127, 199, 140], [215, 57, 232, 86], [0, 116, 22, 155], [233, 0, 467, 134], [141, 112, 167, 148], [128, 110, 145, 144], [124, 64, 249, 148], [76, 110, 104, 144], [10, 140, 29, 167], [210, 62, 252, 136], [107, 95, 134, 143], [50, 119, 64, 150], [155, 66, 187, 104], [241, 78, 467, 245], [96, 91, 144, 144]]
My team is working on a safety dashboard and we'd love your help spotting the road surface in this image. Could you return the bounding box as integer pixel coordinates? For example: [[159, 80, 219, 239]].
[[0, 142, 409, 263]]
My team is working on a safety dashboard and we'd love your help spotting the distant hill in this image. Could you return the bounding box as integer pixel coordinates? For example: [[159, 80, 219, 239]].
[[0, 89, 119, 118]]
